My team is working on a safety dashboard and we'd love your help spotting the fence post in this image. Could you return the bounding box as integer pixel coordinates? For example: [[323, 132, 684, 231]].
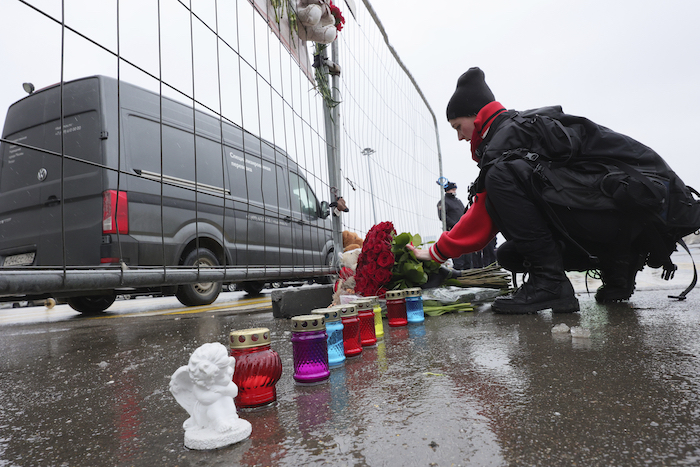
[[322, 41, 343, 269], [436, 126, 447, 233]]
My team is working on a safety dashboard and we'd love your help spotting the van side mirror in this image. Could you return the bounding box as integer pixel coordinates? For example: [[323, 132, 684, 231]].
[[320, 201, 330, 219]]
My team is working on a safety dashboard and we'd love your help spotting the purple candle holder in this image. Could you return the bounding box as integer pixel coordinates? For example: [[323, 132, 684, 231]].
[[291, 315, 330, 385]]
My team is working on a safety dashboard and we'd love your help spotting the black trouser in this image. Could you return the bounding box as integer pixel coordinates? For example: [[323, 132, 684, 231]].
[[452, 253, 471, 269], [484, 159, 640, 272]]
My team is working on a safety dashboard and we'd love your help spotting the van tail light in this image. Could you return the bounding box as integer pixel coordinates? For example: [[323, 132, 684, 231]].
[[103, 190, 128, 234]]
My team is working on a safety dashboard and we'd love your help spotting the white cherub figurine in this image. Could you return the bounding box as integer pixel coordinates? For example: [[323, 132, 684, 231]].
[[170, 342, 252, 450]]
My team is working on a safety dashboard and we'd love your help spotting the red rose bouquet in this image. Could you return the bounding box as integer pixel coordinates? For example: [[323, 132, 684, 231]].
[[354, 221, 395, 297], [354, 222, 441, 297]]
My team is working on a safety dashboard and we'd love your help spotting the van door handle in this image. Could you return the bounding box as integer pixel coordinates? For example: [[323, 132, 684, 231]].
[[44, 196, 61, 207]]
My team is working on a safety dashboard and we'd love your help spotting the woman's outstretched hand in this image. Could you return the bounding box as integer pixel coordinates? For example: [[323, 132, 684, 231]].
[[406, 244, 432, 262]]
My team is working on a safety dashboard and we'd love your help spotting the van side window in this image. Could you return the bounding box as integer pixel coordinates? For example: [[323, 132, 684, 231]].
[[194, 136, 226, 189], [127, 116, 168, 174], [128, 116, 225, 190], [289, 172, 318, 218], [127, 116, 194, 181], [161, 125, 195, 182]]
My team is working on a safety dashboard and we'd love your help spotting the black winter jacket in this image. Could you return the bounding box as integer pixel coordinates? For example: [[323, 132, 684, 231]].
[[474, 106, 700, 266], [437, 193, 465, 230]]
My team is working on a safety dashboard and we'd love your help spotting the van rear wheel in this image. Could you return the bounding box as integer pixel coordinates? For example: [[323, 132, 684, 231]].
[[176, 248, 223, 307], [67, 294, 116, 314]]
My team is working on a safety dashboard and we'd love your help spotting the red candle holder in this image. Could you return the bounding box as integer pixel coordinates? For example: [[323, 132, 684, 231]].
[[229, 328, 283, 408], [385, 290, 408, 327], [337, 304, 362, 357], [353, 299, 377, 347]]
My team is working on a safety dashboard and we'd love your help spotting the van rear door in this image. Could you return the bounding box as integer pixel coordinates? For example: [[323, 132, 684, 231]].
[[0, 78, 104, 267]]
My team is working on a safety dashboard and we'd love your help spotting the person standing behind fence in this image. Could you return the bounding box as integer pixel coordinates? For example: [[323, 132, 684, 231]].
[[437, 182, 464, 231], [437, 182, 473, 269]]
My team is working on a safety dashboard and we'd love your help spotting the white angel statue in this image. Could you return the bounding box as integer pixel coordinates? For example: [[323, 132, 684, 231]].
[[169, 342, 252, 449]]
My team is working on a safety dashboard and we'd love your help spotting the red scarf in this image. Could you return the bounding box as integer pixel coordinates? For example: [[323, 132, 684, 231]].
[[470, 101, 506, 162]]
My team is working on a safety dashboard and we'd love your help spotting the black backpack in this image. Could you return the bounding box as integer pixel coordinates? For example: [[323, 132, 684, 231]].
[[492, 106, 700, 299]]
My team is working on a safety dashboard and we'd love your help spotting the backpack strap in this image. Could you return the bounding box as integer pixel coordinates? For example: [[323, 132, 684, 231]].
[[550, 119, 577, 167], [668, 238, 697, 300]]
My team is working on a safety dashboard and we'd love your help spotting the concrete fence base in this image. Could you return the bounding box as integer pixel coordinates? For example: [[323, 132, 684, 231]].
[[271, 284, 334, 319]]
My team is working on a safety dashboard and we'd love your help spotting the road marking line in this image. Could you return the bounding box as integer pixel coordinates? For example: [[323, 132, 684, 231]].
[[91, 297, 273, 319], [163, 299, 272, 315]]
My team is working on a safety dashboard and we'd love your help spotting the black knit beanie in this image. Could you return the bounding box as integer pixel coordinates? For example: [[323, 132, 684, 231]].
[[446, 67, 495, 120]]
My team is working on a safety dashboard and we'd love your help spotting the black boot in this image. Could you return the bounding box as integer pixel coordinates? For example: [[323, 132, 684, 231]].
[[595, 254, 645, 303], [492, 255, 580, 314]]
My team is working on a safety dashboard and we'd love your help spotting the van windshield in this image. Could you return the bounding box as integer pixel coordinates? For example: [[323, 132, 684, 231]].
[[289, 172, 318, 218]]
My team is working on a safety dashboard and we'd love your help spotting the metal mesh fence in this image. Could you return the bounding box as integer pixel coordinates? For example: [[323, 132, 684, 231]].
[[334, 0, 442, 242], [0, 0, 442, 300]]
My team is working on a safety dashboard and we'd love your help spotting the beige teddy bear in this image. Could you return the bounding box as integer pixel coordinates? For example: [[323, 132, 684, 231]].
[[342, 230, 364, 252]]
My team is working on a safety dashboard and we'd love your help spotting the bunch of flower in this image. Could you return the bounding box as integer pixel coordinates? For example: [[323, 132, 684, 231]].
[[389, 231, 441, 290], [354, 222, 442, 297], [353, 222, 395, 297], [329, 1, 345, 32]]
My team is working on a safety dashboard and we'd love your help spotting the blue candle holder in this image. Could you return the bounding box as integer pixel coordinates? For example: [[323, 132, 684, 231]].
[[311, 308, 345, 367], [405, 288, 424, 323]]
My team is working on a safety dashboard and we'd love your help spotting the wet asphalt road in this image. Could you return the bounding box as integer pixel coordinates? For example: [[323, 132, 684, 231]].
[[2, 250, 700, 466]]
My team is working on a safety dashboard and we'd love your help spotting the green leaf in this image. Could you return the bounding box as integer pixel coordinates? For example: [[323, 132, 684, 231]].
[[392, 248, 408, 260], [393, 232, 412, 248], [411, 233, 422, 246], [405, 267, 426, 283]]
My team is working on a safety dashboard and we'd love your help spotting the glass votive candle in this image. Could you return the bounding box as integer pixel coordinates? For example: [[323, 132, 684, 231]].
[[385, 290, 408, 327], [404, 287, 425, 323], [229, 327, 283, 408], [352, 299, 377, 347], [311, 307, 345, 368], [291, 315, 330, 385], [366, 295, 385, 340], [338, 304, 362, 357]]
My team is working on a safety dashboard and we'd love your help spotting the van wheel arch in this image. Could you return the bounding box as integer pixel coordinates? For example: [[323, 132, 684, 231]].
[[178, 236, 227, 267]]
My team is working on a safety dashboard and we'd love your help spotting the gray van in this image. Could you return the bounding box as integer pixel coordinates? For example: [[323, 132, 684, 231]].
[[0, 76, 334, 313]]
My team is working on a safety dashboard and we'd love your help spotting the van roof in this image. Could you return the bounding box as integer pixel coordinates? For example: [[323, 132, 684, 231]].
[[2, 75, 300, 172]]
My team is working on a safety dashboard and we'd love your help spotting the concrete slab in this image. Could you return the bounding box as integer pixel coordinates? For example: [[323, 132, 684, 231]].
[[271, 284, 334, 318]]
